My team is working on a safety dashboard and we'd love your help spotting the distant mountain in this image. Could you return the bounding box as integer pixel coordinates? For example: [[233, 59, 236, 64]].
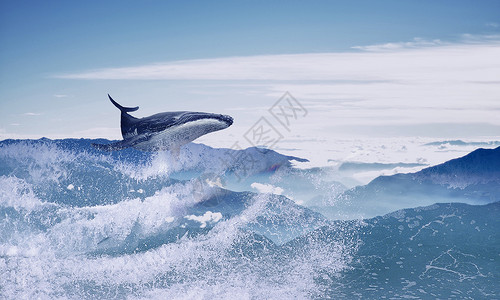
[[93, 188, 329, 255], [0, 138, 308, 206], [424, 139, 500, 147], [0, 138, 307, 175], [338, 162, 427, 173], [0, 138, 330, 261], [414, 146, 500, 188], [317, 147, 500, 219], [190, 188, 329, 243]]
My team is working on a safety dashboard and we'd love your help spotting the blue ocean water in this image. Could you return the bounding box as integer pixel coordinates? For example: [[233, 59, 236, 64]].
[[0, 139, 498, 299]]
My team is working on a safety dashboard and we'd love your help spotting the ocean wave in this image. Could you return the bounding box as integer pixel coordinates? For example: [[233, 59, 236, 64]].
[[1, 139, 498, 299]]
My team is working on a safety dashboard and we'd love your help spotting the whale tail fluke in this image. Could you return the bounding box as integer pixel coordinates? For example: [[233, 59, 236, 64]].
[[108, 94, 139, 113]]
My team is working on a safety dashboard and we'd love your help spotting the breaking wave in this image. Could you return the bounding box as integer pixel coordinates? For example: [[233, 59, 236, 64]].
[[1, 139, 498, 299]]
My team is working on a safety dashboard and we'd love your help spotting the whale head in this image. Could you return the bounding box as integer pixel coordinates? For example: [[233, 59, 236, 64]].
[[175, 111, 233, 131], [136, 111, 234, 151]]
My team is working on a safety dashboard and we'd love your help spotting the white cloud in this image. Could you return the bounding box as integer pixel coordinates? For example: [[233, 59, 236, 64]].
[[460, 33, 500, 43], [56, 36, 500, 86], [54, 94, 69, 98], [184, 211, 222, 228], [23, 112, 42, 116], [45, 35, 500, 157], [352, 37, 446, 51], [251, 183, 284, 195]]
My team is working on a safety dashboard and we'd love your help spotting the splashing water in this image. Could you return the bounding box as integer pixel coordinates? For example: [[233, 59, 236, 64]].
[[0, 139, 357, 299], [1, 139, 498, 299]]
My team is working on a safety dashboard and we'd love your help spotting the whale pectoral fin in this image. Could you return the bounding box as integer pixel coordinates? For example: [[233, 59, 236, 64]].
[[92, 140, 130, 151]]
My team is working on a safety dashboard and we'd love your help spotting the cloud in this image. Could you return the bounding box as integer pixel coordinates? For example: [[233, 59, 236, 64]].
[[184, 211, 222, 228], [55, 36, 500, 84], [460, 33, 500, 43], [51, 35, 500, 145], [251, 183, 284, 195], [353, 35, 500, 52], [352, 37, 446, 51], [53, 94, 69, 98], [23, 112, 42, 116]]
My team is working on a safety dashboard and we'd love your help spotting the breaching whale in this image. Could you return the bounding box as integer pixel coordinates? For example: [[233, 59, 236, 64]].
[[92, 95, 233, 152]]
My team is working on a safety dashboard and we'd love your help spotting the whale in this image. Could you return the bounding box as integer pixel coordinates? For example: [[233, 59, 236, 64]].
[[92, 95, 233, 152]]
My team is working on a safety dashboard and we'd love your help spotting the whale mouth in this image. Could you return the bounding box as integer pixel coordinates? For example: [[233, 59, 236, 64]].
[[221, 115, 233, 127], [174, 112, 234, 129]]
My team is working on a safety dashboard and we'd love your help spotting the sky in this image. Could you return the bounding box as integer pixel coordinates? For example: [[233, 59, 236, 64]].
[[1, 0, 500, 162]]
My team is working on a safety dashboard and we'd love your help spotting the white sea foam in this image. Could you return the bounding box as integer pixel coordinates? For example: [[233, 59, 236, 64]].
[[0, 140, 358, 298]]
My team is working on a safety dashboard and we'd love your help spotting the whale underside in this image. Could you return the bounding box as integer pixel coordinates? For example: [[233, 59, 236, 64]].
[[92, 95, 233, 152]]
